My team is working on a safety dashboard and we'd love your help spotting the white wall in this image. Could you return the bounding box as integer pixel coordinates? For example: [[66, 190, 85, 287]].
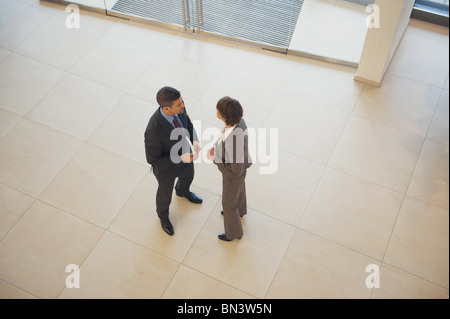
[[354, 0, 416, 87]]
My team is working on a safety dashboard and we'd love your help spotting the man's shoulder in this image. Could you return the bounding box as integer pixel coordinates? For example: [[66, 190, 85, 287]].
[[145, 108, 163, 132], [151, 107, 165, 123]]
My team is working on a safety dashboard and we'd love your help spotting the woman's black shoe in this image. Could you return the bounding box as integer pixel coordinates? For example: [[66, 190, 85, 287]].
[[218, 233, 231, 241]]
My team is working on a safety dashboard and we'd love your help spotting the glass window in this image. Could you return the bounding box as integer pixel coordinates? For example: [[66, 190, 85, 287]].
[[415, 0, 449, 16]]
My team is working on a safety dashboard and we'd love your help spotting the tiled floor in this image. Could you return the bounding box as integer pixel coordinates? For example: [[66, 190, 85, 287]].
[[290, 0, 369, 63], [0, 0, 448, 299]]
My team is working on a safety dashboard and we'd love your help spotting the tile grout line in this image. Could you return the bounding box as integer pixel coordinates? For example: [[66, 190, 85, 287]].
[[1, 0, 448, 299]]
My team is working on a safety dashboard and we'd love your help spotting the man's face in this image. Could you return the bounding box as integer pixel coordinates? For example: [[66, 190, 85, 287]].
[[166, 96, 185, 115]]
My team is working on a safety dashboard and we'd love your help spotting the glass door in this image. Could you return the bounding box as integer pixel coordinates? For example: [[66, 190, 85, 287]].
[[49, 0, 304, 52], [104, 0, 302, 52], [194, 0, 304, 53]]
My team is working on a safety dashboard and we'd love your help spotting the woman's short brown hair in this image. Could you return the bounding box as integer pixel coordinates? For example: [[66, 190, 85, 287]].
[[216, 96, 243, 126]]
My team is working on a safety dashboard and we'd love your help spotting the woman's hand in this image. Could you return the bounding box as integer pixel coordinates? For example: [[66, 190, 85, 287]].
[[207, 146, 216, 161]]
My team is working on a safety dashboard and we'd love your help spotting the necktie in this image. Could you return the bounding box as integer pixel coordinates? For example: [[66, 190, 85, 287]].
[[173, 116, 184, 141], [173, 115, 181, 129]]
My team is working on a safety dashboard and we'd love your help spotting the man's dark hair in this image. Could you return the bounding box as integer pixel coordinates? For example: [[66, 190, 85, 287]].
[[156, 86, 181, 108], [216, 96, 243, 126]]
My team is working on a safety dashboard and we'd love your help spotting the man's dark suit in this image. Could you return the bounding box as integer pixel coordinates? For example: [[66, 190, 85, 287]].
[[144, 107, 198, 219]]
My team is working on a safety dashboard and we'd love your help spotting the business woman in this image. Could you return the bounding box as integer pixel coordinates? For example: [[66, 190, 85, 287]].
[[208, 96, 252, 242]]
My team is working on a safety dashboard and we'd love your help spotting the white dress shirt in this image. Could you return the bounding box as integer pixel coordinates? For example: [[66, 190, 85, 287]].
[[218, 124, 237, 144]]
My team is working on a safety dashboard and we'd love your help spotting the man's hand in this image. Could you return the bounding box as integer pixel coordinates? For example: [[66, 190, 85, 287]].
[[193, 140, 201, 155], [181, 153, 199, 163]]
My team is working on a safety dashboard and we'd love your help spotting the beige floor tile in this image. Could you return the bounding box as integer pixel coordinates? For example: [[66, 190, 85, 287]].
[[0, 53, 65, 116], [0, 184, 35, 240], [0, 0, 448, 300], [223, 45, 302, 91], [39, 143, 147, 228], [129, 52, 219, 108], [71, 33, 159, 92], [0, 279, 38, 299], [290, 4, 329, 52], [0, 108, 21, 140], [307, 3, 367, 63], [0, 47, 11, 63], [246, 149, 324, 226], [27, 0, 66, 10], [266, 230, 379, 299], [16, 14, 105, 70], [299, 168, 404, 260], [0, 200, 104, 298], [59, 0, 108, 11], [302, 0, 337, 12], [183, 203, 296, 298], [107, 19, 177, 51], [284, 58, 364, 113], [164, 33, 238, 70], [332, 0, 369, 20], [427, 90, 449, 145], [353, 74, 442, 137], [26, 73, 123, 140], [407, 139, 449, 209], [191, 72, 281, 129], [387, 31, 449, 88], [59, 231, 179, 298], [88, 94, 156, 165], [407, 18, 449, 44], [54, 4, 118, 32], [163, 265, 254, 299], [0, 119, 83, 197], [109, 173, 219, 262], [384, 197, 449, 288], [371, 264, 449, 299], [192, 161, 223, 197], [0, 0, 57, 50], [189, 119, 225, 197], [329, 116, 424, 194], [264, 92, 349, 165]]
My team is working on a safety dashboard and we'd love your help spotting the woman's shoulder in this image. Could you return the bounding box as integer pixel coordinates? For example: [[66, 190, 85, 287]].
[[237, 118, 248, 130]]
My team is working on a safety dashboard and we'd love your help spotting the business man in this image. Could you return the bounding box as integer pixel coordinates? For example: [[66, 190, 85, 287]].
[[144, 86, 202, 236]]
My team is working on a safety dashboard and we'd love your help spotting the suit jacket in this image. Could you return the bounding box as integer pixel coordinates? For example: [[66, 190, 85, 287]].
[[214, 118, 252, 177], [144, 107, 198, 169]]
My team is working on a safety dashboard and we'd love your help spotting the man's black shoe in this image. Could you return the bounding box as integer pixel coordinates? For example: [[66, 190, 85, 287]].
[[160, 218, 174, 236], [176, 191, 203, 204]]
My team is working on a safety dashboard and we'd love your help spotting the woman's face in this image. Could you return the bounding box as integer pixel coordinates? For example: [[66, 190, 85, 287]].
[[216, 108, 225, 122]]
